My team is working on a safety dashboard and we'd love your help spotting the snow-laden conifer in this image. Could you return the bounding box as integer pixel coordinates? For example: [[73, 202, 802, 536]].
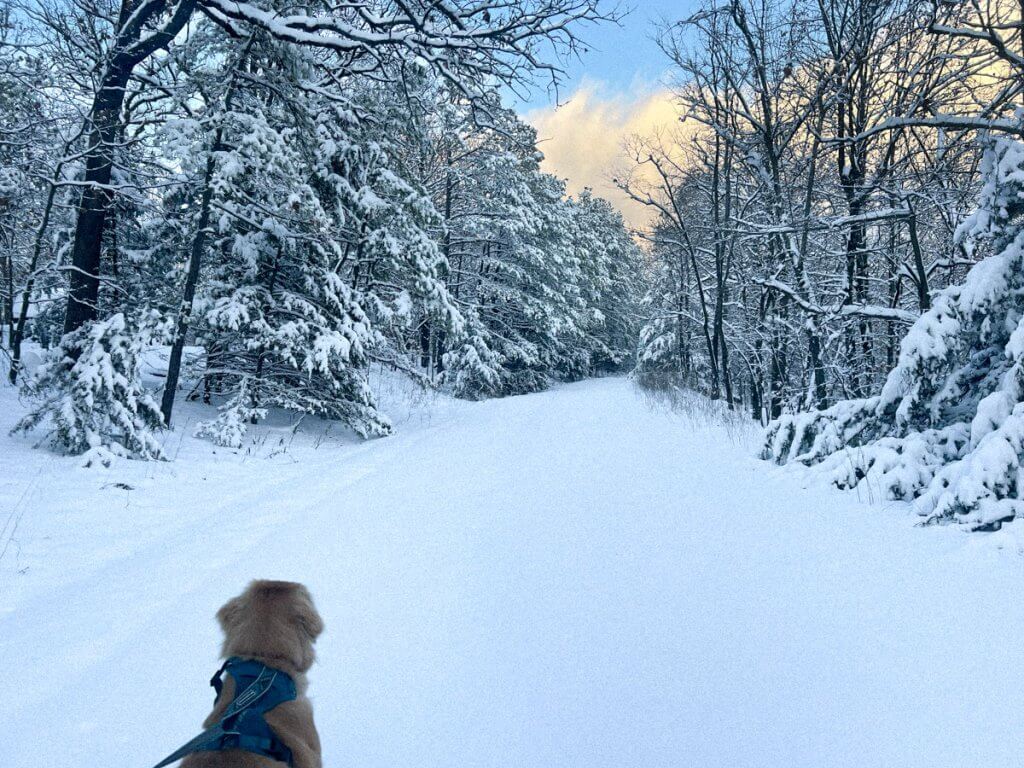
[[763, 137, 1024, 530], [14, 312, 167, 460]]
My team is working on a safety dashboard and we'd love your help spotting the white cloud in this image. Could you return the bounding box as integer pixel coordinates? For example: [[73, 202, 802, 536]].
[[525, 79, 681, 230]]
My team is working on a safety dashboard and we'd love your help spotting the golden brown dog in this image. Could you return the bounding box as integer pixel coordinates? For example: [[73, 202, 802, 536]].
[[182, 580, 324, 768]]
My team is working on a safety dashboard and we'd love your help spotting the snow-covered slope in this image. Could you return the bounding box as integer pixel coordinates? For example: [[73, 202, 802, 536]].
[[2, 377, 1023, 768]]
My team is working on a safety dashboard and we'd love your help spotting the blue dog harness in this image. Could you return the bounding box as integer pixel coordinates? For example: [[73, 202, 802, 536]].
[[151, 658, 297, 767]]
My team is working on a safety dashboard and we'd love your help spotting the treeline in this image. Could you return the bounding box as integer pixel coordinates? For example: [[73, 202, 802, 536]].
[[630, 0, 1024, 530], [0, 0, 644, 458], [625, 0, 993, 421]]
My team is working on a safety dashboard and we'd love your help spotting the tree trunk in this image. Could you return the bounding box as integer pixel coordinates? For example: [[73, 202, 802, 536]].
[[250, 248, 282, 421], [907, 204, 931, 312], [2, 238, 12, 346], [419, 321, 432, 369], [62, 0, 196, 336], [9, 151, 69, 383], [63, 66, 133, 335], [160, 139, 219, 426], [808, 328, 826, 409]]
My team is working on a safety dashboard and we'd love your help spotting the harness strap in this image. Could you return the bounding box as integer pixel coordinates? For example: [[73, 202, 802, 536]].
[[232, 733, 278, 754], [151, 723, 230, 768], [149, 660, 294, 768], [222, 664, 277, 719], [210, 659, 230, 699]]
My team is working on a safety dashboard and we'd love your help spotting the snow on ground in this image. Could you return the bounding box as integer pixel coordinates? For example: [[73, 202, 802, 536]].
[[2, 375, 1024, 768]]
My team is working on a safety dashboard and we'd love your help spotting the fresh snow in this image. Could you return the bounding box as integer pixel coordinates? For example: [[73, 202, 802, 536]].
[[3, 376, 1024, 768]]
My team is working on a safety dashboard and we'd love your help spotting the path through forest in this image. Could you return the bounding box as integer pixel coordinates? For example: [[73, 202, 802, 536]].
[[2, 377, 1023, 768]]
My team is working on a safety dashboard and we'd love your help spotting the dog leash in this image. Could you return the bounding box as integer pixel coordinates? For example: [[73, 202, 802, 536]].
[[149, 661, 282, 768]]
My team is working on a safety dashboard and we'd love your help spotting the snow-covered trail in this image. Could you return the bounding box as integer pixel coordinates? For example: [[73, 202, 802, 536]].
[[3, 377, 1024, 768]]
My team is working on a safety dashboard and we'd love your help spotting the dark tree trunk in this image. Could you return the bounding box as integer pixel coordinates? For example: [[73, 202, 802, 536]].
[[161, 139, 220, 426], [419, 321, 432, 368], [808, 329, 826, 409], [10, 154, 68, 383], [3, 240, 12, 346], [841, 204, 868, 395], [907, 205, 931, 312], [250, 248, 282, 422], [61, 0, 196, 336], [750, 370, 763, 423], [63, 66, 132, 335]]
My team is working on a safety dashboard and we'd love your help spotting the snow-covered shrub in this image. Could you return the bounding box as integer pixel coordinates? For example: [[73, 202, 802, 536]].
[[441, 325, 502, 400], [763, 136, 1024, 530], [13, 312, 167, 459], [193, 377, 266, 448]]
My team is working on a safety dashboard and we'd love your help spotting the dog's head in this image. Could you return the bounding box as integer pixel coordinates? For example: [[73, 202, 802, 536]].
[[217, 580, 324, 674]]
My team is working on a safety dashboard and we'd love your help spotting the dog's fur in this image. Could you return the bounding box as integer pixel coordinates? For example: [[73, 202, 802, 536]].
[[181, 580, 324, 768]]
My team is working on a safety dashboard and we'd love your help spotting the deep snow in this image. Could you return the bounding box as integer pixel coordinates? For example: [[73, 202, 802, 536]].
[[2, 375, 1024, 768]]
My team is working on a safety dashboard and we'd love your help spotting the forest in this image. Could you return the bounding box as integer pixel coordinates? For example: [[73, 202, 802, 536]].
[[7, 3, 1024, 767], [0, 0, 644, 457], [4, 0, 1024, 528], [626, 0, 1024, 531]]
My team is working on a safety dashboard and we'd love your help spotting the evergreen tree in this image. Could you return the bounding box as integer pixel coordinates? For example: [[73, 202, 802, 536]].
[[7, 8, 644, 460], [14, 311, 168, 462], [188, 40, 468, 442], [568, 189, 645, 375], [764, 137, 1024, 531]]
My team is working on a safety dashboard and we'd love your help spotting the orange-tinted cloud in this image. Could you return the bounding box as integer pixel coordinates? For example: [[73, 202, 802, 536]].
[[525, 80, 681, 230]]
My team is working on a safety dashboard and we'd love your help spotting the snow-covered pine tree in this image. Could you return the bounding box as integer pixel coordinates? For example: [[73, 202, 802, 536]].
[[14, 311, 168, 462], [337, 73, 474, 385], [398, 96, 603, 398], [763, 136, 1024, 531], [446, 146, 585, 397], [380, 80, 629, 398], [190, 39, 469, 442], [193, 66, 387, 439], [567, 189, 646, 375], [635, 217, 705, 392]]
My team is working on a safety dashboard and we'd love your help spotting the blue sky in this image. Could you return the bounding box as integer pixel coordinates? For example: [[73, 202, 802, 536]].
[[515, 0, 697, 113]]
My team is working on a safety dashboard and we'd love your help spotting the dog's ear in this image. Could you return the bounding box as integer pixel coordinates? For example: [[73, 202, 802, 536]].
[[294, 590, 324, 641], [217, 594, 245, 633]]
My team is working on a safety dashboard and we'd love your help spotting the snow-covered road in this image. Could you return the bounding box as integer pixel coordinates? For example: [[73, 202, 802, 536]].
[[3, 377, 1024, 768]]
